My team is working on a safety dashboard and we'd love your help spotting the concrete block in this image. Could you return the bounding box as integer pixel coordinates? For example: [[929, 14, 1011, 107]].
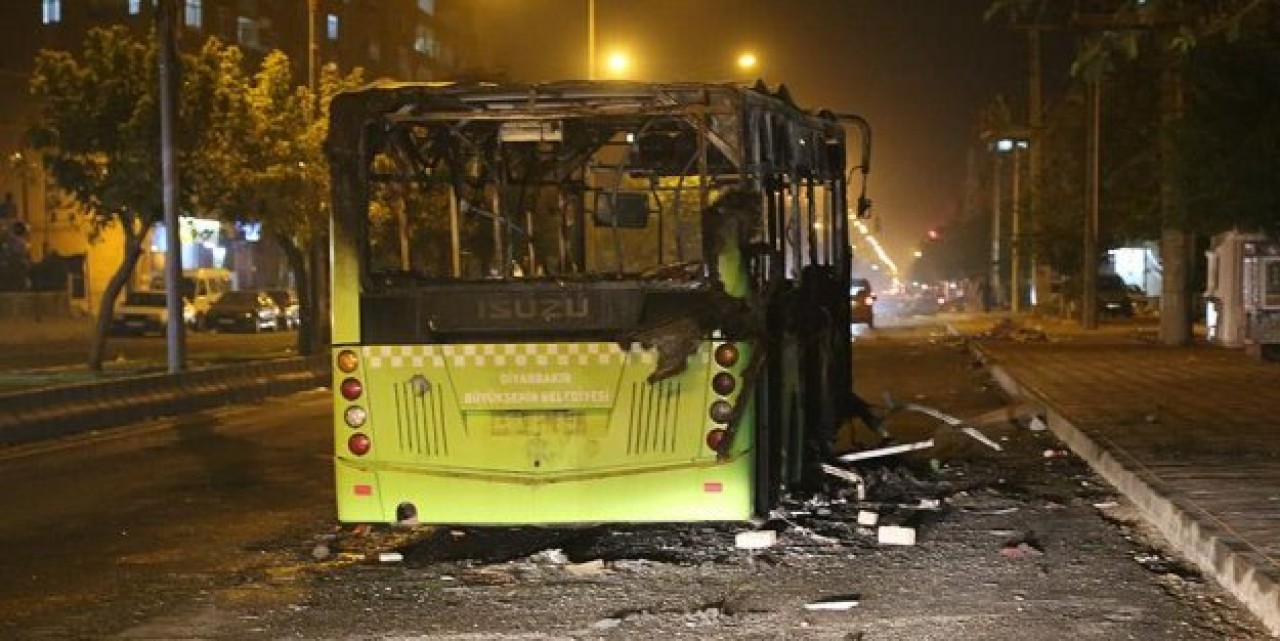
[[856, 510, 879, 526], [877, 525, 916, 546], [735, 530, 777, 550]]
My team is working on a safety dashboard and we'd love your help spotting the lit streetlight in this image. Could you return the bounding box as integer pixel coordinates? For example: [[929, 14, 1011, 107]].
[[737, 52, 758, 72], [605, 50, 629, 77]]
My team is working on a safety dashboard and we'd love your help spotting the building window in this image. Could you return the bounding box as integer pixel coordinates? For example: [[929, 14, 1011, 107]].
[[184, 0, 202, 28], [418, 0, 435, 15], [414, 24, 437, 57], [42, 0, 62, 24], [128, 0, 142, 15], [236, 16, 261, 49], [326, 14, 339, 40]]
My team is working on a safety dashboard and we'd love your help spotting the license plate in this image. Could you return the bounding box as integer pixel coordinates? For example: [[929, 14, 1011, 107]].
[[490, 412, 586, 437]]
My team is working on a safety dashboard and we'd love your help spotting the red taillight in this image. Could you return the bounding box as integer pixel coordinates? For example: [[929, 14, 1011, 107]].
[[348, 433, 371, 456], [336, 349, 359, 373], [712, 372, 736, 396], [714, 343, 739, 368], [340, 377, 363, 401], [705, 428, 727, 451]]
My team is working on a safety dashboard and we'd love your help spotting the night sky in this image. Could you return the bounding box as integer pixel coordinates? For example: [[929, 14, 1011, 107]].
[[472, 0, 1053, 269]]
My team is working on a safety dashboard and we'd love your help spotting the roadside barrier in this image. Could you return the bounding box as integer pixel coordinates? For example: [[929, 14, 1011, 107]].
[[0, 356, 330, 447]]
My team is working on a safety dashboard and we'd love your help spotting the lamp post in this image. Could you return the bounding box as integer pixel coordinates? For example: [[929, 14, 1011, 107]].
[[1008, 139, 1026, 314], [587, 0, 595, 79]]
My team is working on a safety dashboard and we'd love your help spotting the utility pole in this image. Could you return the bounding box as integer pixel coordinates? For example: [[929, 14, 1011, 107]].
[[1009, 144, 1022, 313], [1082, 79, 1101, 330], [990, 152, 1003, 309], [157, 0, 187, 372], [1026, 26, 1045, 309]]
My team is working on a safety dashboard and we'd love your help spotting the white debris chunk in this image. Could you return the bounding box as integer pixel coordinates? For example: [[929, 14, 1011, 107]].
[[877, 525, 917, 546], [735, 530, 778, 550], [838, 439, 934, 462], [377, 552, 403, 563], [565, 559, 607, 577], [804, 596, 860, 611], [529, 548, 569, 565], [961, 426, 1004, 452], [1029, 416, 1048, 431], [856, 510, 879, 526]]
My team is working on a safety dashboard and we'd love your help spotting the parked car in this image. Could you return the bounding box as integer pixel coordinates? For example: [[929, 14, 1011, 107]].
[[850, 278, 876, 327], [205, 290, 280, 332], [266, 289, 300, 330], [1098, 274, 1136, 317], [110, 291, 196, 336], [152, 267, 232, 330]]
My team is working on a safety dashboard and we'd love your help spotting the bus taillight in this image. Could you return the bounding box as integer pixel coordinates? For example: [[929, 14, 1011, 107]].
[[340, 377, 363, 401], [336, 349, 359, 373], [343, 405, 367, 428], [348, 433, 371, 456], [711, 372, 736, 395], [714, 343, 739, 368], [705, 428, 727, 452], [709, 400, 733, 423]]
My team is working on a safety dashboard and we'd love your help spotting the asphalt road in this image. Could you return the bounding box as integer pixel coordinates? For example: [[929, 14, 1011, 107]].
[[0, 389, 335, 639], [0, 329, 301, 392], [0, 322, 1266, 639]]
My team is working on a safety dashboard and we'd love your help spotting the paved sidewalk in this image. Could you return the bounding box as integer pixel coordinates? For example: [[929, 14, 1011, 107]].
[[954, 313, 1280, 635]]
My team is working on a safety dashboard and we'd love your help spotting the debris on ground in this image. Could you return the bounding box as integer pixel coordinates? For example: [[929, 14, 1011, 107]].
[[804, 595, 861, 611], [734, 530, 778, 550], [877, 525, 917, 546], [882, 395, 1004, 452], [973, 318, 1050, 342], [838, 439, 935, 462]]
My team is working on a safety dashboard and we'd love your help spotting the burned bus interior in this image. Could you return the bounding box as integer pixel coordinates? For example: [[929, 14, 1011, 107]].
[[327, 81, 867, 345]]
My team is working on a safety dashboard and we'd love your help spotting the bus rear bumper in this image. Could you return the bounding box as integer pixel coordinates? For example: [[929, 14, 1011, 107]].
[[334, 457, 755, 525]]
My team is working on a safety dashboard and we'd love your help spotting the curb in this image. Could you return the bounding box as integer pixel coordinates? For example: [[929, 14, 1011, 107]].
[[0, 356, 331, 448], [971, 342, 1280, 636]]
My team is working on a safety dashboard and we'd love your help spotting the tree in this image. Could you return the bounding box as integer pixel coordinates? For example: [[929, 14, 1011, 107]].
[[28, 27, 248, 370], [234, 54, 363, 355], [1180, 25, 1280, 237], [990, 0, 1277, 343]]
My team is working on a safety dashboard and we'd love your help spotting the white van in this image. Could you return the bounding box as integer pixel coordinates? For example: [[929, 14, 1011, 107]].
[[151, 267, 232, 329]]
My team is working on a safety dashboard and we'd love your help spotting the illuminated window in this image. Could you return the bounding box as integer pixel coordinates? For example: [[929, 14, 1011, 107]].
[[418, 0, 435, 15], [128, 0, 142, 15], [42, 0, 62, 24], [326, 14, 339, 40], [184, 0, 202, 28]]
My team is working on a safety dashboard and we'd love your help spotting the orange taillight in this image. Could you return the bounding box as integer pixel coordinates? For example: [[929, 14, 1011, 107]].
[[336, 349, 359, 373]]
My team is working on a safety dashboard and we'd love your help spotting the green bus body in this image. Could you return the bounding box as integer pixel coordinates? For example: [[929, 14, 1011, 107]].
[[327, 81, 871, 525], [335, 340, 765, 523]]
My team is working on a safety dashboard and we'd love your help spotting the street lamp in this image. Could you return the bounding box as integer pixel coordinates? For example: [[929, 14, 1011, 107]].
[[996, 137, 1028, 313], [736, 52, 758, 72], [605, 50, 629, 77]]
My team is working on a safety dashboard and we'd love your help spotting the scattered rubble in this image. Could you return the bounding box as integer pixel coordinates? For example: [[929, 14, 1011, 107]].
[[973, 318, 1050, 342], [804, 595, 860, 611]]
